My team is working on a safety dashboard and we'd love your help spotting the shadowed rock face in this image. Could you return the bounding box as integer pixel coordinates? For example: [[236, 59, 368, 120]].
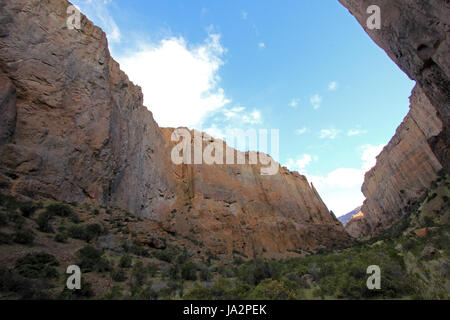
[[0, 0, 352, 258], [339, 0, 449, 237]]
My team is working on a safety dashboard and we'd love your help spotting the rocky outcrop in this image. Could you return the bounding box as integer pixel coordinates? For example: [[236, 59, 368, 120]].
[[338, 206, 361, 226], [0, 0, 351, 258], [345, 210, 371, 238], [357, 85, 443, 235], [339, 0, 449, 237]]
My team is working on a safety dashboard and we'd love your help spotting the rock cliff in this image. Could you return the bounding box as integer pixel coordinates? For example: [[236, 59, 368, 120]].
[[0, 0, 351, 258], [339, 0, 449, 236]]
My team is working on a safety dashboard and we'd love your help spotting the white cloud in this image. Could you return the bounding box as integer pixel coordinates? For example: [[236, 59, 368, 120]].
[[302, 144, 384, 216], [73, 0, 121, 43], [328, 81, 338, 91], [360, 144, 384, 171], [347, 128, 368, 136], [117, 33, 230, 128], [310, 94, 322, 110], [243, 109, 262, 124], [258, 42, 266, 49], [241, 10, 248, 20], [289, 98, 300, 108], [295, 127, 308, 135], [285, 154, 314, 172], [319, 128, 340, 139]]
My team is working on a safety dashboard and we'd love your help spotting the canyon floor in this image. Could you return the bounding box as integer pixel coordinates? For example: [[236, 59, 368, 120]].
[[0, 172, 448, 300]]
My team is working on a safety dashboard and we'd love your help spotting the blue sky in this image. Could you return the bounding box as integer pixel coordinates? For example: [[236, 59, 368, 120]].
[[72, 0, 415, 216]]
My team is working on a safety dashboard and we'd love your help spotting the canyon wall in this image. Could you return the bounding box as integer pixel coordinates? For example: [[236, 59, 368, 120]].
[[339, 0, 449, 236], [0, 0, 351, 258]]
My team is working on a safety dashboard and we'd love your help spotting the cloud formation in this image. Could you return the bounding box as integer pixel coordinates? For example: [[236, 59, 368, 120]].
[[310, 94, 322, 110], [328, 81, 338, 91], [294, 127, 308, 135], [319, 128, 340, 139], [284, 144, 384, 216], [289, 98, 300, 108], [118, 33, 230, 128]]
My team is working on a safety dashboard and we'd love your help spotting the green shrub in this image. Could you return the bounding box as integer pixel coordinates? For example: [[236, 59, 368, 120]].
[[237, 259, 278, 286], [67, 224, 85, 240], [46, 203, 73, 217], [0, 194, 21, 211], [131, 261, 148, 286], [54, 232, 68, 243], [0, 267, 49, 299], [70, 212, 80, 224], [248, 279, 296, 300], [19, 202, 38, 218], [0, 212, 7, 227], [14, 252, 59, 279], [147, 263, 159, 277], [13, 228, 35, 245], [181, 261, 197, 281], [84, 223, 104, 242], [119, 255, 132, 268], [184, 283, 213, 300], [36, 211, 54, 233], [0, 231, 12, 244], [77, 245, 110, 273], [111, 268, 127, 282], [200, 268, 212, 281], [7, 212, 25, 229], [122, 242, 150, 257]]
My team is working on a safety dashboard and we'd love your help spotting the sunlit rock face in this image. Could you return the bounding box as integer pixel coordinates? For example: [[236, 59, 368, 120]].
[[0, 0, 352, 258], [339, 0, 449, 237]]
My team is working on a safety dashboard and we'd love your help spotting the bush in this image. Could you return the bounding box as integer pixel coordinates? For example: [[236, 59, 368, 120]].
[[14, 252, 59, 279], [0, 212, 7, 227], [119, 255, 133, 268], [7, 212, 25, 229], [0, 231, 12, 244], [0, 267, 49, 299], [111, 268, 127, 282], [46, 203, 73, 217], [237, 259, 278, 286], [77, 245, 110, 273], [55, 232, 68, 243], [36, 212, 54, 233], [200, 268, 212, 282], [184, 283, 213, 300], [147, 263, 159, 277], [67, 224, 85, 240], [248, 279, 296, 300], [13, 228, 35, 245], [19, 202, 38, 218], [181, 261, 197, 281], [0, 194, 21, 211], [122, 242, 150, 257], [84, 223, 104, 242], [131, 261, 148, 286]]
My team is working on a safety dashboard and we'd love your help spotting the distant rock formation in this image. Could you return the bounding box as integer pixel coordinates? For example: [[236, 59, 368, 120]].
[[0, 0, 352, 258], [339, 0, 449, 237], [338, 206, 361, 226]]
